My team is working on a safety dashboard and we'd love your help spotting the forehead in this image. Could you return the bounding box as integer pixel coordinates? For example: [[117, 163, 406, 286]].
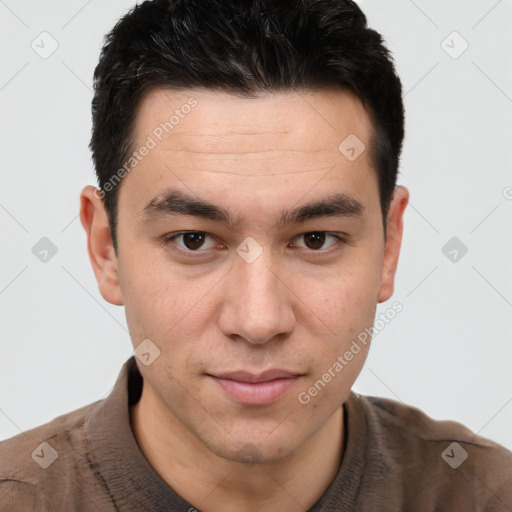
[[120, 87, 378, 223], [132, 87, 374, 162]]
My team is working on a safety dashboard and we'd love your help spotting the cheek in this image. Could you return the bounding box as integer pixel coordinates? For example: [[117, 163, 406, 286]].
[[119, 255, 217, 378], [306, 262, 381, 331], [118, 251, 186, 345], [296, 258, 380, 388]]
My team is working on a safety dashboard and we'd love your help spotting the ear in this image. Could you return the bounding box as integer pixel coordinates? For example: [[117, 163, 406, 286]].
[[377, 186, 409, 303], [79, 185, 124, 306]]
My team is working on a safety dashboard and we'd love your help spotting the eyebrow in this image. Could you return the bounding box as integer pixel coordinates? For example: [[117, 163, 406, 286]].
[[139, 188, 365, 230]]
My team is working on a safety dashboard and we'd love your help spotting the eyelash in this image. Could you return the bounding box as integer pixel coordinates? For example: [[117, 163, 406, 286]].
[[161, 231, 346, 258]]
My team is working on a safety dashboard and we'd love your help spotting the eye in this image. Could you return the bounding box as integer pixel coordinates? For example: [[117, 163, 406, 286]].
[[292, 232, 344, 251], [164, 231, 217, 251]]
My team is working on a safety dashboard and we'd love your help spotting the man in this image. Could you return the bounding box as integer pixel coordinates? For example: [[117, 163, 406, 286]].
[[1, 0, 511, 510]]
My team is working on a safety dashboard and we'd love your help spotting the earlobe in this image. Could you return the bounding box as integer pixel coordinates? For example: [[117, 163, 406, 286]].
[[79, 185, 124, 306], [377, 186, 409, 304]]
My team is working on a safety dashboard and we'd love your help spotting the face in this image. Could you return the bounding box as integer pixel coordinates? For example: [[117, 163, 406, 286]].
[[82, 87, 408, 464]]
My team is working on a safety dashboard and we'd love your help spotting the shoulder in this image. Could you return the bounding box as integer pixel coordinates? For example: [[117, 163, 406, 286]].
[[361, 392, 509, 451], [0, 400, 101, 507], [351, 392, 512, 510], [0, 479, 44, 510]]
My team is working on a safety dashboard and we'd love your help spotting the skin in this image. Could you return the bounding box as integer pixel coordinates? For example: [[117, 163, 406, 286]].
[[80, 87, 409, 511]]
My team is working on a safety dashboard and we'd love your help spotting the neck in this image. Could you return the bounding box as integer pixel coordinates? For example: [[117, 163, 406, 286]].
[[130, 383, 344, 512]]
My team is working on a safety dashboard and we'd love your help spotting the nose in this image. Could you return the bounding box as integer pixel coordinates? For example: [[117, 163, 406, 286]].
[[217, 250, 296, 345]]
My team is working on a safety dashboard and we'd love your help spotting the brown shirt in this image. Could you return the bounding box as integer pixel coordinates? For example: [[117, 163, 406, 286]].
[[1, 356, 511, 511]]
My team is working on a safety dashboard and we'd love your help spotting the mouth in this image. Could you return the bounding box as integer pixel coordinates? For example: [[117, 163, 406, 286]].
[[207, 370, 303, 406]]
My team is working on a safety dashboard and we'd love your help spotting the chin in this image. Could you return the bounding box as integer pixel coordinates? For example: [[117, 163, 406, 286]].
[[204, 431, 298, 466]]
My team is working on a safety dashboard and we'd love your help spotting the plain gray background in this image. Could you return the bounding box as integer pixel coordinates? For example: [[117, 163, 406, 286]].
[[1, 0, 511, 450]]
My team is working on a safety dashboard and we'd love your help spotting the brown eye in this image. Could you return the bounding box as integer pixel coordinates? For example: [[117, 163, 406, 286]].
[[303, 232, 326, 250], [165, 232, 216, 252], [182, 232, 206, 250], [292, 232, 343, 252]]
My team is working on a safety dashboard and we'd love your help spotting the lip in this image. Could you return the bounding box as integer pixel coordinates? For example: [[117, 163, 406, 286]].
[[208, 370, 302, 405]]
